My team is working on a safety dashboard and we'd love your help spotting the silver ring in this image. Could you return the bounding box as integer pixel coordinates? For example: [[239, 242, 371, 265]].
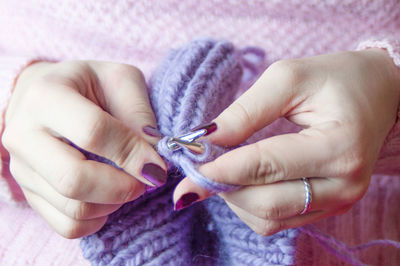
[[300, 177, 312, 215]]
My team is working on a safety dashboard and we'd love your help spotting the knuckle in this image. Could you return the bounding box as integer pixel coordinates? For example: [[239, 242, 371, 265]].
[[55, 165, 84, 199], [119, 182, 137, 202], [112, 134, 142, 170], [59, 60, 88, 72], [336, 205, 353, 216], [254, 159, 271, 184], [1, 128, 14, 151], [352, 181, 369, 201], [130, 101, 154, 119], [64, 200, 92, 220], [8, 160, 19, 179], [228, 100, 255, 132], [263, 203, 282, 220], [19, 81, 55, 115], [25, 80, 47, 97], [254, 220, 284, 236], [250, 201, 282, 220], [268, 59, 305, 85], [253, 143, 284, 184], [59, 222, 83, 239], [210, 156, 229, 183], [339, 180, 369, 205], [344, 154, 366, 179], [109, 64, 143, 81], [2, 127, 26, 153], [79, 111, 107, 149]]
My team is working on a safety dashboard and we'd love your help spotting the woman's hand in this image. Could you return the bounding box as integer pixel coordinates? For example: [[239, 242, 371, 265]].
[[174, 48, 400, 235], [3, 61, 167, 238]]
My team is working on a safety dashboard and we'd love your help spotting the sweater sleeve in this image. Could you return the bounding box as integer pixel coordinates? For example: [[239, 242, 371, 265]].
[[357, 37, 400, 176], [0, 56, 40, 204]]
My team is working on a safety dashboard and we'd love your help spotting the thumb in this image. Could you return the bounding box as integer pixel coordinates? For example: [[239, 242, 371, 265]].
[[209, 61, 303, 147], [173, 124, 340, 210], [173, 177, 213, 211]]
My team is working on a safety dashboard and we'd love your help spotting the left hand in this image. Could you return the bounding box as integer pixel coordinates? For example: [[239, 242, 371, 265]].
[[173, 48, 400, 236]]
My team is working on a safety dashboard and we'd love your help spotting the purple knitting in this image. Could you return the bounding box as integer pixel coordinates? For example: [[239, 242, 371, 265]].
[[79, 39, 298, 265], [153, 39, 243, 193]]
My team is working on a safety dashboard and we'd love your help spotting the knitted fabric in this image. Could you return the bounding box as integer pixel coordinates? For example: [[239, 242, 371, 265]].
[[153, 39, 242, 193], [80, 39, 298, 265], [2, 2, 400, 265]]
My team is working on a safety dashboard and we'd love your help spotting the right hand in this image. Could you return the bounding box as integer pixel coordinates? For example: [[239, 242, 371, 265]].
[[2, 61, 167, 238]]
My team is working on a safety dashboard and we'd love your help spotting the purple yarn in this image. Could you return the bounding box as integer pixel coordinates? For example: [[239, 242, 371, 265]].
[[157, 137, 239, 193], [153, 39, 244, 193], [151, 39, 298, 265], [80, 171, 196, 265], [79, 39, 301, 265], [77, 39, 400, 265], [205, 195, 297, 265], [299, 225, 400, 266]]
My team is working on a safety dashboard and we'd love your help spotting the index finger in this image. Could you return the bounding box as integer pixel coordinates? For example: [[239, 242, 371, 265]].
[[16, 131, 145, 204], [208, 59, 315, 147], [199, 125, 345, 186], [36, 85, 167, 187]]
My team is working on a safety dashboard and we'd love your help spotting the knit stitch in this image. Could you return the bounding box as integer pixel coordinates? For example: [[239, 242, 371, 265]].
[[2, 1, 400, 265], [80, 39, 298, 265], [153, 39, 245, 193]]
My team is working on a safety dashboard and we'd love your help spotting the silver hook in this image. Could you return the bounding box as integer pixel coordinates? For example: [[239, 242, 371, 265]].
[[167, 128, 206, 154]]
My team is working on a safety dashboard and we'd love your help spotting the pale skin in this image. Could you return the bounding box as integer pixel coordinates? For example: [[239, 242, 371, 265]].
[[174, 48, 400, 235], [3, 48, 400, 238], [3, 61, 166, 238]]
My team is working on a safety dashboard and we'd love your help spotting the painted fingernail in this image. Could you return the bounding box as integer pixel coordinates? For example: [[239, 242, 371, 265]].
[[141, 163, 167, 187], [174, 192, 200, 211], [190, 122, 217, 136], [143, 126, 163, 138], [145, 185, 158, 193]]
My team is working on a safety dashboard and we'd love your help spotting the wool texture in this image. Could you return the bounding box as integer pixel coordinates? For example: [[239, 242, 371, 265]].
[[79, 39, 298, 265], [1, 2, 400, 265], [79, 38, 400, 266], [153, 39, 243, 193]]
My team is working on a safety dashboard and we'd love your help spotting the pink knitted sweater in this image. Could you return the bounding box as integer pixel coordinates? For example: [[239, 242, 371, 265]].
[[0, 1, 400, 265]]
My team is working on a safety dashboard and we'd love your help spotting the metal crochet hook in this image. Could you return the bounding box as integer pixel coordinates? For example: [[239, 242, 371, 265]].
[[167, 128, 206, 154]]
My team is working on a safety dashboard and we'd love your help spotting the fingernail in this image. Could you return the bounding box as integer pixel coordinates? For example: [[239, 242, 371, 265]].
[[174, 192, 200, 211], [145, 185, 158, 193], [143, 126, 163, 138], [190, 122, 217, 136], [141, 163, 167, 187]]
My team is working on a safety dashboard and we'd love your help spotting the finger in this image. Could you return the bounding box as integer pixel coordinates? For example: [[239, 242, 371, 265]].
[[208, 60, 313, 146], [36, 85, 167, 187], [10, 159, 121, 220], [172, 128, 332, 206], [89, 62, 160, 144], [225, 200, 325, 236], [173, 175, 352, 217], [23, 188, 107, 239], [173, 176, 213, 210], [199, 123, 352, 186], [220, 178, 342, 220], [9, 130, 145, 204]]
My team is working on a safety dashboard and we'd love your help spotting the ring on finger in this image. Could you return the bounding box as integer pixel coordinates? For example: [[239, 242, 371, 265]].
[[300, 177, 312, 215]]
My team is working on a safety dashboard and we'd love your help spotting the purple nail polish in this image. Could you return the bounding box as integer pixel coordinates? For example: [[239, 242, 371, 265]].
[[141, 163, 167, 187], [143, 126, 163, 138], [190, 122, 217, 136], [145, 185, 158, 193], [174, 192, 200, 211]]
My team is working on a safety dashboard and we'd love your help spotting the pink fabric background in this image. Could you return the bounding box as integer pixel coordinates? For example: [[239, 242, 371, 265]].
[[0, 1, 399, 264]]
